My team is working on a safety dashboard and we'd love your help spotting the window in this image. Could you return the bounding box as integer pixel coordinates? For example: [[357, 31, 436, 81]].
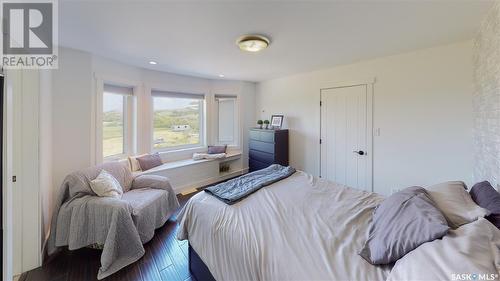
[[215, 95, 239, 146], [102, 84, 134, 159], [151, 91, 205, 150]]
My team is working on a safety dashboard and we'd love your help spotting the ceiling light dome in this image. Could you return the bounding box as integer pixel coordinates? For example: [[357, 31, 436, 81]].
[[236, 35, 270, 52]]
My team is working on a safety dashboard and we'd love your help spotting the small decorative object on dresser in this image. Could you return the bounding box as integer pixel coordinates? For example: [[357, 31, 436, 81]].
[[249, 128, 289, 172], [257, 119, 263, 129], [271, 115, 284, 129], [263, 119, 270, 129]]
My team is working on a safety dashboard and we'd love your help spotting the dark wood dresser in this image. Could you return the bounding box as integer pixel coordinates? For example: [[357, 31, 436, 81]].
[[249, 128, 289, 172]]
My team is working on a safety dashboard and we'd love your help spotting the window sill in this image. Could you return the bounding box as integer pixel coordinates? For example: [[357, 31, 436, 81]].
[[136, 150, 242, 175], [103, 154, 128, 162], [154, 145, 206, 154]]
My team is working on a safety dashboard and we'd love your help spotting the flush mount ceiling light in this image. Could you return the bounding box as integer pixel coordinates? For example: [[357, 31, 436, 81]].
[[218, 74, 225, 78], [149, 60, 158, 65], [236, 35, 270, 52]]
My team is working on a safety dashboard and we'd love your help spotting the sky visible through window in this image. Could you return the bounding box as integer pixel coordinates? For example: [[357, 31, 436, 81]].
[[153, 97, 194, 110], [103, 92, 123, 112]]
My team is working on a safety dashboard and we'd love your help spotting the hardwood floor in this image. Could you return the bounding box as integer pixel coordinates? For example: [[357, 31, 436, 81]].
[[20, 192, 197, 281]]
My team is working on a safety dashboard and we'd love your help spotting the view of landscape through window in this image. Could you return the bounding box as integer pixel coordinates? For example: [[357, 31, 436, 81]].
[[153, 96, 201, 149], [103, 92, 125, 158]]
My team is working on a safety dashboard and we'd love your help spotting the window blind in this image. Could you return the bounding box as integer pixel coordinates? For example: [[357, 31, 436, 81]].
[[151, 90, 205, 100], [103, 84, 134, 96], [215, 94, 237, 100], [218, 98, 236, 143]]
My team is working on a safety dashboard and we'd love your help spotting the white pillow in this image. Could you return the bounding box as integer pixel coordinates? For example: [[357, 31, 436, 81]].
[[128, 154, 147, 172], [90, 170, 124, 198], [426, 181, 489, 228]]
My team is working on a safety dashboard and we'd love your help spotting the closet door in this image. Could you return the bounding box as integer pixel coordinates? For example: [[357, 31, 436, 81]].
[[320, 84, 371, 191]]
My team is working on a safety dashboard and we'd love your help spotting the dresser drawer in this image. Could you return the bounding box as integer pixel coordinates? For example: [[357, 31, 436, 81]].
[[249, 130, 261, 141], [259, 131, 275, 143], [249, 130, 275, 143], [249, 149, 274, 164], [249, 140, 275, 154], [249, 158, 271, 172]]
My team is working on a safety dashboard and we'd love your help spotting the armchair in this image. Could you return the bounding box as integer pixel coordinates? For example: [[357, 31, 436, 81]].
[[47, 161, 180, 280]]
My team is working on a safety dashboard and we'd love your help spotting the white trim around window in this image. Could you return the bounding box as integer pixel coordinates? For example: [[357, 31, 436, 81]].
[[94, 77, 139, 163]]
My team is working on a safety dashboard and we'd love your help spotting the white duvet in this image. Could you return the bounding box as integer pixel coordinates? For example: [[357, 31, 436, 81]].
[[177, 171, 500, 281], [388, 218, 500, 281]]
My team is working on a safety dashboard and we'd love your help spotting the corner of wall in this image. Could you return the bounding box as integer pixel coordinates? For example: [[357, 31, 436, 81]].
[[472, 1, 500, 186]]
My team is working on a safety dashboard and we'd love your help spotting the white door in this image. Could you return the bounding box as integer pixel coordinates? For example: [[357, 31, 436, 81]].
[[320, 85, 372, 191]]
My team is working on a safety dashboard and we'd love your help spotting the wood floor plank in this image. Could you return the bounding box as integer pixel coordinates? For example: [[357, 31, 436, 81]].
[[164, 226, 191, 280], [137, 242, 162, 281], [147, 225, 175, 272], [159, 264, 182, 281], [179, 240, 189, 259]]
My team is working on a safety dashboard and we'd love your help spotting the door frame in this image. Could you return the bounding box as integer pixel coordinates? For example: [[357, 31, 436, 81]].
[[319, 78, 375, 192]]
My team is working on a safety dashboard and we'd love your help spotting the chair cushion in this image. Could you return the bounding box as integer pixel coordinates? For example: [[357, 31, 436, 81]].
[[121, 188, 172, 243], [121, 188, 167, 215]]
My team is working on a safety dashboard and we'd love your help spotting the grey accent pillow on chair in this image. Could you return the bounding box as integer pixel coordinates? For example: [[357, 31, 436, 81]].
[[359, 186, 449, 265]]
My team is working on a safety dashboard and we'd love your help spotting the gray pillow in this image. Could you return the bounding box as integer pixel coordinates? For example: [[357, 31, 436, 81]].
[[207, 145, 227, 154], [136, 153, 163, 171], [359, 186, 449, 265]]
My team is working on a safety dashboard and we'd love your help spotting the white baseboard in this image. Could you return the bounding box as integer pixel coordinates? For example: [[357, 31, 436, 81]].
[[174, 168, 248, 194]]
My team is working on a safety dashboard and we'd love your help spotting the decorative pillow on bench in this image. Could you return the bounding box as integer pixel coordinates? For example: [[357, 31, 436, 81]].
[[208, 145, 227, 154], [136, 153, 163, 171], [128, 154, 147, 172]]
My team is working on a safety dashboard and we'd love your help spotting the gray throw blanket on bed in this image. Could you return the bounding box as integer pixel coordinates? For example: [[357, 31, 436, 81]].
[[46, 161, 179, 280], [205, 164, 296, 204]]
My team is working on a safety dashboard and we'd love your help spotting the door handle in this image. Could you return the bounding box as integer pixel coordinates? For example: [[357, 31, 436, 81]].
[[353, 150, 365, 155]]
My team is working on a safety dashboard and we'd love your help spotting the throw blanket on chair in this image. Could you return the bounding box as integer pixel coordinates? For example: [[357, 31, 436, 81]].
[[205, 164, 296, 204], [46, 162, 180, 280]]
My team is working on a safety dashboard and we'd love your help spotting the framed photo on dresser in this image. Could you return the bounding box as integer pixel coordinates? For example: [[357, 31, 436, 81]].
[[271, 115, 284, 129]]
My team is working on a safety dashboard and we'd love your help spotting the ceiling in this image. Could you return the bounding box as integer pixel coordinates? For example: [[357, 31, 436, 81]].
[[59, 1, 494, 82]]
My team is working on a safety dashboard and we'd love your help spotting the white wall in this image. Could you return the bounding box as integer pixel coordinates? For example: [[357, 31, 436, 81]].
[[52, 48, 93, 196], [256, 41, 474, 195], [472, 2, 500, 188]]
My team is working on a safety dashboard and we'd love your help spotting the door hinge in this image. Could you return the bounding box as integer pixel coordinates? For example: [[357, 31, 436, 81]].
[[12, 176, 16, 182], [320, 101, 322, 106], [319, 139, 322, 144]]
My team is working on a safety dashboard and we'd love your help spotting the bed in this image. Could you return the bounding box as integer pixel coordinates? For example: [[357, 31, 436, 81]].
[[177, 170, 500, 281]]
